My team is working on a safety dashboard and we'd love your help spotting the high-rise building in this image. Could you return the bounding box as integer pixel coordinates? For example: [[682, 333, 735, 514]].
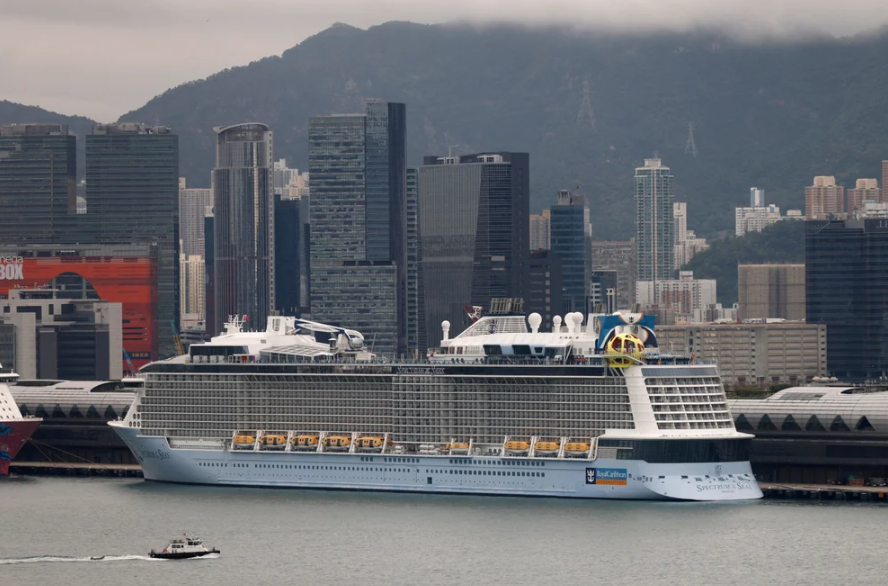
[[405, 166, 424, 355], [178, 178, 213, 257], [204, 211, 216, 338], [882, 161, 888, 203], [673, 202, 708, 268], [635, 158, 674, 287], [416, 152, 529, 349], [591, 241, 635, 309], [805, 176, 845, 219], [735, 204, 782, 236], [179, 254, 205, 328], [530, 209, 551, 251], [636, 271, 716, 321], [806, 218, 888, 382], [309, 101, 407, 356], [590, 270, 618, 313], [738, 264, 806, 321], [550, 189, 591, 313], [525, 250, 564, 328], [273, 159, 309, 199], [212, 123, 274, 333], [846, 178, 880, 215], [86, 123, 179, 359], [750, 187, 765, 208], [274, 194, 309, 316], [0, 124, 76, 243]]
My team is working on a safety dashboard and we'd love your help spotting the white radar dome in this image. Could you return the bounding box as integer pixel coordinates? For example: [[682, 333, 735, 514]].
[[528, 313, 542, 333]]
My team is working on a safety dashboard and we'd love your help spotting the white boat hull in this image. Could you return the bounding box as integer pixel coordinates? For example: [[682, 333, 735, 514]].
[[111, 423, 763, 501]]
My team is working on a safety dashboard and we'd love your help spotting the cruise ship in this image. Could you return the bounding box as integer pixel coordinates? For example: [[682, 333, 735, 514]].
[[110, 305, 762, 500], [0, 366, 42, 475]]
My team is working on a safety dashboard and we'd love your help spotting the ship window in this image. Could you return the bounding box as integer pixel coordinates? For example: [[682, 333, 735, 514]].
[[512, 345, 531, 356], [483, 345, 503, 356]]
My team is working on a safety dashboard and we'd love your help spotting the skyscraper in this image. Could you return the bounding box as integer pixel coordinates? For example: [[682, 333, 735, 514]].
[[750, 187, 765, 208], [416, 152, 529, 348], [86, 122, 179, 358], [549, 188, 591, 314], [212, 123, 274, 333], [274, 194, 309, 316], [806, 218, 888, 382], [178, 178, 213, 257], [805, 176, 844, 219], [309, 101, 406, 356], [529, 209, 551, 250], [405, 166, 424, 355], [0, 124, 76, 243], [634, 158, 674, 290]]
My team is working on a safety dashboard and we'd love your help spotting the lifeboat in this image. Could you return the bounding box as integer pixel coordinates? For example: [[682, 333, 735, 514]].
[[444, 442, 470, 454], [564, 441, 591, 457], [534, 441, 560, 455], [355, 436, 392, 452], [259, 433, 287, 450], [232, 432, 256, 449], [323, 435, 351, 451], [291, 434, 320, 450], [504, 440, 530, 455]]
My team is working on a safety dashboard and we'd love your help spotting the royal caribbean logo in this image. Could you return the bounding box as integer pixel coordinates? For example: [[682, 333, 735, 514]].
[[586, 467, 628, 486]]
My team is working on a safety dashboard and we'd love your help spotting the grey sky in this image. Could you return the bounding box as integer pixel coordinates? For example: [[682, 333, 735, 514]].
[[3, 0, 886, 121]]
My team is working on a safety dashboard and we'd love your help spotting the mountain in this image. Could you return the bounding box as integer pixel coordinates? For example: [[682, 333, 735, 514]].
[[0, 100, 96, 177], [682, 220, 807, 305]]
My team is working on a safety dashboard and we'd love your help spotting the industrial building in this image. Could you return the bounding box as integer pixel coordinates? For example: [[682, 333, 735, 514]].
[[656, 321, 827, 387], [738, 264, 806, 321]]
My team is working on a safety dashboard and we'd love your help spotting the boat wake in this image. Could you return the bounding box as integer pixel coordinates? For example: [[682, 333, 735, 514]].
[[0, 554, 161, 564]]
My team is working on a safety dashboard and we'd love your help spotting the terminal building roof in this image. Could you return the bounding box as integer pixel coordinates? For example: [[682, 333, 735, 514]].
[[9, 380, 135, 420]]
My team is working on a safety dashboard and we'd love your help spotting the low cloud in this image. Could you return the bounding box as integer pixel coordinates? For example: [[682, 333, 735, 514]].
[[1, 0, 886, 119]]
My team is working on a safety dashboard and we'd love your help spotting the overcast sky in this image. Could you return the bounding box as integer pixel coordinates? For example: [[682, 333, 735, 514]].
[[3, 0, 886, 121]]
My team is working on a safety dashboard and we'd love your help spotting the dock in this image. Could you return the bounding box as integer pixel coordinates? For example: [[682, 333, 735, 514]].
[[9, 462, 143, 478], [760, 482, 888, 502]]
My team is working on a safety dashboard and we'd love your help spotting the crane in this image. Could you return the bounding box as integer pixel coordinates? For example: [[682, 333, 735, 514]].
[[171, 320, 185, 356]]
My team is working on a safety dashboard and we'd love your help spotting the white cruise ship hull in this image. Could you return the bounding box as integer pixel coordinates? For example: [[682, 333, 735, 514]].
[[111, 423, 762, 501]]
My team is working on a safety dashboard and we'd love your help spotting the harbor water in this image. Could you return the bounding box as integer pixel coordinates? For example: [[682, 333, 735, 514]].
[[1, 476, 884, 585]]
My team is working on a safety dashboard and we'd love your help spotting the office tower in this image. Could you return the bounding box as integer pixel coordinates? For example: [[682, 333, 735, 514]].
[[179, 254, 205, 327], [405, 166, 424, 355], [274, 194, 307, 316], [550, 188, 591, 314], [590, 270, 618, 313], [530, 209, 551, 250], [178, 178, 213, 257], [738, 264, 805, 321], [204, 211, 216, 337], [416, 152, 529, 348], [806, 218, 888, 382], [212, 123, 274, 333], [86, 123, 179, 359], [750, 187, 765, 208], [846, 178, 880, 215], [805, 176, 845, 219], [735, 204, 782, 236], [591, 241, 635, 309], [634, 158, 674, 288], [0, 124, 76, 243], [526, 250, 564, 328], [309, 100, 407, 356]]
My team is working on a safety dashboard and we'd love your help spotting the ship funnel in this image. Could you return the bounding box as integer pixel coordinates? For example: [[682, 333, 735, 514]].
[[528, 313, 542, 334], [442, 320, 451, 341]]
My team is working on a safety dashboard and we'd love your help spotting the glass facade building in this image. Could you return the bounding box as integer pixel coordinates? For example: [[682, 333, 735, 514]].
[[274, 194, 309, 316], [212, 123, 274, 333], [86, 123, 179, 359], [0, 124, 76, 244], [309, 101, 406, 357], [806, 218, 888, 382], [549, 189, 592, 314], [416, 152, 529, 349], [634, 158, 674, 287]]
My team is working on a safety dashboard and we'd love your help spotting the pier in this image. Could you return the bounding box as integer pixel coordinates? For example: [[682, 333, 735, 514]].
[[9, 461, 143, 478], [759, 482, 888, 502]]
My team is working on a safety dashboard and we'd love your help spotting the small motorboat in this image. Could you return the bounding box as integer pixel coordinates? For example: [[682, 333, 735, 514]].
[[89, 556, 105, 561], [149, 534, 219, 560]]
